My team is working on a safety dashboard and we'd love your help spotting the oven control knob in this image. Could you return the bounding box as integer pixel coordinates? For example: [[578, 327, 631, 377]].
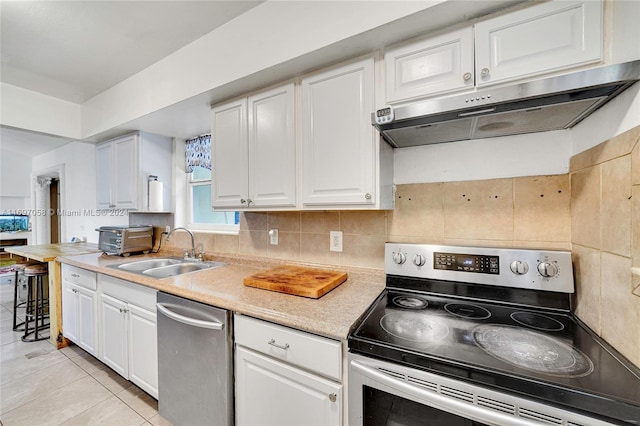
[[537, 261, 558, 278], [413, 254, 426, 267], [509, 260, 529, 275], [392, 252, 406, 265]]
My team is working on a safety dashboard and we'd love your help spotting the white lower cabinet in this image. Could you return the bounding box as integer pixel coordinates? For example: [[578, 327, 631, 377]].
[[61, 265, 98, 356], [99, 293, 128, 377], [234, 314, 343, 426], [98, 274, 158, 398]]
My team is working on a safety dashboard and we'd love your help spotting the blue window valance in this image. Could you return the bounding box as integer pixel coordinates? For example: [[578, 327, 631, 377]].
[[185, 134, 211, 172]]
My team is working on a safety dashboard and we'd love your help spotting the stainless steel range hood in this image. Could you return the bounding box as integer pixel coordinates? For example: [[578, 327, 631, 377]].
[[373, 60, 640, 148]]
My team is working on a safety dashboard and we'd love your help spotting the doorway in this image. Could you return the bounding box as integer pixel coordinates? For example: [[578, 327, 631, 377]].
[[32, 164, 65, 245], [49, 178, 60, 244]]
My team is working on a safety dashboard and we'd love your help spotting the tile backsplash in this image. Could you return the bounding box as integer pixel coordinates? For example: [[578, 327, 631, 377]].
[[166, 174, 572, 270], [569, 125, 640, 368], [165, 125, 640, 367]]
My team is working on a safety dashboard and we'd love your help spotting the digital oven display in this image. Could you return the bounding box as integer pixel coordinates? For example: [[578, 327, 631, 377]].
[[376, 107, 392, 117], [434, 252, 499, 274]]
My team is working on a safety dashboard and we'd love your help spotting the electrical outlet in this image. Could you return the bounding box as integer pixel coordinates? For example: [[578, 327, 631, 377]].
[[330, 231, 343, 252], [269, 229, 279, 245]]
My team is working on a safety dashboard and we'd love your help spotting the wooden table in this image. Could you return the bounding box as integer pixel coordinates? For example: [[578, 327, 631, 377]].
[[5, 243, 101, 348]]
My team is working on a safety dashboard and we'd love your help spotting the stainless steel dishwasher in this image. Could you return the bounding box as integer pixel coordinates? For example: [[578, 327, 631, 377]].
[[156, 292, 232, 425]]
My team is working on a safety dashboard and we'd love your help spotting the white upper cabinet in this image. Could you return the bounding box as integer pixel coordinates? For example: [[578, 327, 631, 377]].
[[385, 27, 474, 103], [211, 98, 249, 209], [112, 135, 138, 209], [475, 0, 603, 86], [212, 83, 296, 210], [95, 142, 114, 210], [95, 132, 173, 211], [248, 84, 296, 208], [384, 0, 603, 104], [302, 57, 385, 208], [211, 58, 393, 211]]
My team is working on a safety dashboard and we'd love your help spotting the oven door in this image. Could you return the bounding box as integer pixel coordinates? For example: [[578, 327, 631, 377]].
[[348, 353, 613, 426]]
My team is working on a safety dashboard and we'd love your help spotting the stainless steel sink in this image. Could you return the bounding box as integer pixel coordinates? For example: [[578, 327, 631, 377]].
[[117, 258, 182, 272], [142, 262, 224, 279], [109, 258, 225, 278]]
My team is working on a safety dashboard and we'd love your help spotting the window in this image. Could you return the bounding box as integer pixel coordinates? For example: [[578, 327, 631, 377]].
[[186, 135, 239, 233]]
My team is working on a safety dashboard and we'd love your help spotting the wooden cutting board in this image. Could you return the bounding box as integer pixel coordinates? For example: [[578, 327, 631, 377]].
[[243, 265, 348, 299]]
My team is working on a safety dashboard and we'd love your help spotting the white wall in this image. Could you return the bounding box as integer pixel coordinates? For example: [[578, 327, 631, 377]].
[[1, 150, 31, 197], [0, 83, 82, 139], [393, 130, 571, 184], [32, 141, 127, 243]]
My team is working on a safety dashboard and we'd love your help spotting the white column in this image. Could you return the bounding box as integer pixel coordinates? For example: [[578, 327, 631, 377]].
[[33, 176, 52, 245]]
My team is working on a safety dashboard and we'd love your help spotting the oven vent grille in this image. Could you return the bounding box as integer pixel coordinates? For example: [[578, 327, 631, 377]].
[[518, 407, 563, 425], [477, 396, 516, 415], [378, 367, 404, 380], [440, 385, 475, 403], [407, 376, 438, 392]]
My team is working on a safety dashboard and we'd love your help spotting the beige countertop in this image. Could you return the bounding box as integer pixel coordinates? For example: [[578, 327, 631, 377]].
[[57, 251, 386, 341], [6, 242, 100, 262]]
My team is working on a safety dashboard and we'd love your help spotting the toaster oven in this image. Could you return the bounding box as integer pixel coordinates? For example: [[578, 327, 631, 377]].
[[96, 225, 153, 256]]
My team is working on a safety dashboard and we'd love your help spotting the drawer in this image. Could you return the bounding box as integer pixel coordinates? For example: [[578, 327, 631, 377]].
[[62, 264, 97, 291], [234, 314, 342, 381], [98, 273, 156, 311]]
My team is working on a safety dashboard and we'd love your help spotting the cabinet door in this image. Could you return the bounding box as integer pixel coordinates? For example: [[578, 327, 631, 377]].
[[99, 293, 128, 378], [212, 98, 249, 209], [77, 287, 97, 356], [61, 282, 79, 343], [112, 135, 139, 209], [248, 83, 296, 208], [302, 58, 375, 206], [128, 304, 158, 398], [475, 0, 602, 86], [385, 27, 474, 103], [95, 142, 113, 209], [236, 346, 342, 426]]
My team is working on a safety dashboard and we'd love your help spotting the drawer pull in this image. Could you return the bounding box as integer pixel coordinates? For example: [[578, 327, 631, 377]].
[[71, 273, 80, 278], [268, 339, 289, 350]]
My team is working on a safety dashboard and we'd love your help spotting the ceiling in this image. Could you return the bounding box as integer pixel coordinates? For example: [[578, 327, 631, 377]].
[[0, 0, 263, 156]]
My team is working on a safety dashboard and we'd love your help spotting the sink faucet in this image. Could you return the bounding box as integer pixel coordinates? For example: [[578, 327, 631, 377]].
[[165, 227, 201, 262]]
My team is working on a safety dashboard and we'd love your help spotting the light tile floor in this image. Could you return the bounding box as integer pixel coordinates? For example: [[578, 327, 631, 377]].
[[0, 279, 172, 426]]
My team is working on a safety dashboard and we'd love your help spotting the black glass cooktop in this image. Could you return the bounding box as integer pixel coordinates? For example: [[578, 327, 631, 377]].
[[349, 288, 640, 424]]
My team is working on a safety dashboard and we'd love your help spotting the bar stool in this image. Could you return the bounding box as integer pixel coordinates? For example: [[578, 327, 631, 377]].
[[12, 262, 38, 331], [21, 263, 50, 342]]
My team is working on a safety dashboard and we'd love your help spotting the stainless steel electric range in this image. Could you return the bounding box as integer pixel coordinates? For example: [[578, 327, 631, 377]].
[[348, 243, 640, 425]]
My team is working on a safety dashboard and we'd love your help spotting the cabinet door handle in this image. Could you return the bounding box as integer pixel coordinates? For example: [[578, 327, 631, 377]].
[[71, 273, 80, 278], [267, 339, 289, 350], [329, 393, 337, 402], [463, 72, 472, 81], [480, 67, 490, 78], [240, 198, 247, 204], [364, 193, 372, 200]]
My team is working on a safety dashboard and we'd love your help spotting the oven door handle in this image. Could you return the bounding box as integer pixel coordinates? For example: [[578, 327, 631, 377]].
[[350, 359, 545, 426]]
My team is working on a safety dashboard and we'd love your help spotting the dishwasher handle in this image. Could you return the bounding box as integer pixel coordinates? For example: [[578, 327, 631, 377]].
[[156, 302, 224, 330]]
